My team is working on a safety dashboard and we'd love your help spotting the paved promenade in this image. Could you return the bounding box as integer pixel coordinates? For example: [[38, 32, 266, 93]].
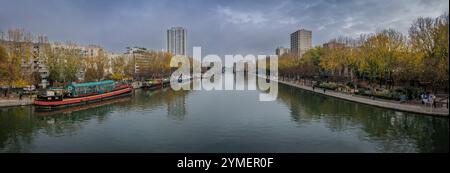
[[278, 80, 449, 116]]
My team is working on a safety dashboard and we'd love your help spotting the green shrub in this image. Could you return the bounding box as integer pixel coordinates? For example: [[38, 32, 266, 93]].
[[391, 91, 402, 101], [356, 88, 370, 96], [404, 87, 422, 100], [346, 81, 355, 89], [356, 88, 401, 100], [390, 87, 421, 100], [372, 89, 390, 99], [318, 82, 338, 90], [394, 88, 404, 93]]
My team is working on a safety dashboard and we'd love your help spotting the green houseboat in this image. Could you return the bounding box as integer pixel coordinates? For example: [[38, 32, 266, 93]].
[[35, 80, 133, 109]]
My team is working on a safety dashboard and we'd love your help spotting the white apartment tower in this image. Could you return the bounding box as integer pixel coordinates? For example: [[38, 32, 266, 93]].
[[167, 27, 187, 56]]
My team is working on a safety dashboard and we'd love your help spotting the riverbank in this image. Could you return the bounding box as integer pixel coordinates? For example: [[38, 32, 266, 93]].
[[1, 79, 449, 116], [0, 97, 33, 108], [277, 79, 449, 116]]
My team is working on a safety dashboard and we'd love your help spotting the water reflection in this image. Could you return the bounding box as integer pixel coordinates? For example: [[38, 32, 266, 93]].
[[167, 91, 187, 121], [131, 87, 190, 120], [0, 88, 191, 152], [0, 97, 131, 152], [276, 84, 449, 152], [0, 107, 35, 152]]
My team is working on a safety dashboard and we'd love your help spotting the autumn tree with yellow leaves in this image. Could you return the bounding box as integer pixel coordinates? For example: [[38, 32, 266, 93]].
[[0, 29, 34, 90], [278, 14, 448, 92], [84, 51, 108, 82], [43, 42, 83, 84], [409, 14, 449, 91]]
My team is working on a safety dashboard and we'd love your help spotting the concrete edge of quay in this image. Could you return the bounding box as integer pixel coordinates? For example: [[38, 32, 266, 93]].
[[0, 98, 33, 108], [276, 79, 449, 117]]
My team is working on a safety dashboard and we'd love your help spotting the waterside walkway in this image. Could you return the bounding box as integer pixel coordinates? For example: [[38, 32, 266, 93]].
[[278, 79, 449, 116]]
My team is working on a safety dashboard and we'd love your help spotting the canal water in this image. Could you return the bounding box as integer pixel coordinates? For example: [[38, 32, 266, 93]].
[[0, 74, 448, 152]]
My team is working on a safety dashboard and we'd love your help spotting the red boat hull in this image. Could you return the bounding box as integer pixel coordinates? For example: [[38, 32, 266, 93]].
[[34, 86, 133, 107]]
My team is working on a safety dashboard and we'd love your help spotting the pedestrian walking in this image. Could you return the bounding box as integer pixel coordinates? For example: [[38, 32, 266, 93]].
[[429, 93, 436, 108]]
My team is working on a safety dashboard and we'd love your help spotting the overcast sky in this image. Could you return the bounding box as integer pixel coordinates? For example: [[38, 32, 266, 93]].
[[0, 0, 448, 56]]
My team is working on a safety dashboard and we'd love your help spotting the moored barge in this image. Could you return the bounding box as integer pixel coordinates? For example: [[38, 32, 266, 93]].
[[34, 80, 132, 110], [141, 78, 170, 90]]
